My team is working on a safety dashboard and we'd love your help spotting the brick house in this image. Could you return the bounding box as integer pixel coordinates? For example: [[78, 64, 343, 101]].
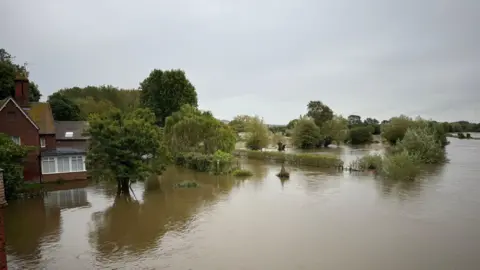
[[0, 76, 87, 182]]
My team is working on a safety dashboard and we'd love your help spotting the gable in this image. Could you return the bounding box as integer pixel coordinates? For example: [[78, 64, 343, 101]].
[[0, 98, 39, 130]]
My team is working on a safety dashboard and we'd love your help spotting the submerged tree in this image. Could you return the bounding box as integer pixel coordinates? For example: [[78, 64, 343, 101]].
[[164, 104, 236, 154], [86, 108, 168, 195], [291, 117, 321, 149], [244, 116, 270, 150], [306, 100, 334, 128]]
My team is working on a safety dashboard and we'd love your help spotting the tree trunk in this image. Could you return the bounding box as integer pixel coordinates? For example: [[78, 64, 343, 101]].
[[117, 177, 130, 196]]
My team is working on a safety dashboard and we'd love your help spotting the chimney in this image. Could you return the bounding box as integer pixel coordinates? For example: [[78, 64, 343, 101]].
[[14, 74, 29, 108]]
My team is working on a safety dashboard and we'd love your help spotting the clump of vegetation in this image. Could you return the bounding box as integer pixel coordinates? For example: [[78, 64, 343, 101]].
[[276, 164, 290, 178], [245, 116, 270, 150], [233, 149, 343, 168], [348, 126, 373, 145], [0, 133, 33, 200], [174, 151, 234, 174], [351, 153, 383, 170], [291, 117, 322, 149], [175, 181, 199, 188], [466, 133, 472, 139], [381, 115, 414, 144], [381, 151, 421, 181], [394, 125, 446, 164], [231, 169, 253, 177]]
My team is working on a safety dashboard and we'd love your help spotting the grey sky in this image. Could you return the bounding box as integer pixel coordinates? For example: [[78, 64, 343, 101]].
[[1, 0, 479, 124]]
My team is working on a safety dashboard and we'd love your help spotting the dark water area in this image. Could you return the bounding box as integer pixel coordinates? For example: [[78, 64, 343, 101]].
[[4, 138, 480, 269]]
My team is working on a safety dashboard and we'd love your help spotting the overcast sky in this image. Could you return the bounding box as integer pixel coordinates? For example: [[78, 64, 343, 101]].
[[1, 0, 479, 123]]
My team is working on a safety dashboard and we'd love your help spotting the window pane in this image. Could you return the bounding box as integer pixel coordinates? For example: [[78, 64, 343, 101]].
[[42, 158, 56, 174], [57, 157, 70, 173], [71, 156, 84, 172]]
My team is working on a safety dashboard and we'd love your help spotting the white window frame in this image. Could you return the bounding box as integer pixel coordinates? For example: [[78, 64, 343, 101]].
[[40, 137, 46, 148], [41, 155, 86, 174], [41, 157, 56, 174], [11, 136, 21, 145]]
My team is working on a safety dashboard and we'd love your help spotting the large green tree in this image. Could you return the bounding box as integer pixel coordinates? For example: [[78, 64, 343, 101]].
[[0, 133, 32, 200], [86, 108, 167, 195], [306, 100, 333, 127], [0, 49, 41, 101], [321, 115, 349, 146], [47, 92, 83, 121], [244, 116, 271, 150], [140, 69, 198, 126], [164, 104, 235, 155], [291, 117, 322, 149]]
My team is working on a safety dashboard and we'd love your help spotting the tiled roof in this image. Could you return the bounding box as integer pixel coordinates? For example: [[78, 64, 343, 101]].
[[26, 102, 56, 134], [54, 121, 89, 140]]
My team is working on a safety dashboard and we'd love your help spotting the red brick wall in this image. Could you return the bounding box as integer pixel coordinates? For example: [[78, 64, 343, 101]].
[[0, 101, 40, 182], [42, 171, 87, 183], [56, 140, 88, 150], [41, 134, 56, 150]]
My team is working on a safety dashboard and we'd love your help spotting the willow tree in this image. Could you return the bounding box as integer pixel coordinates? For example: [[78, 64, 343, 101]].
[[244, 116, 270, 150], [86, 108, 167, 195], [164, 104, 236, 154]]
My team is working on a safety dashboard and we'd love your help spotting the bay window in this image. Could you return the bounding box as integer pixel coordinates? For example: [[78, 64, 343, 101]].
[[41, 155, 86, 174]]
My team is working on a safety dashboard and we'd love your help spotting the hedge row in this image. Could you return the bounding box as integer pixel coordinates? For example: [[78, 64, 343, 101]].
[[174, 151, 235, 174], [233, 149, 343, 168]]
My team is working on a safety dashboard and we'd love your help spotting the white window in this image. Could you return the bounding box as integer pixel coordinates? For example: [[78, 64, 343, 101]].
[[11, 136, 21, 145], [40, 137, 46, 148], [57, 157, 70, 173], [71, 156, 85, 172], [65, 132, 73, 138], [42, 157, 56, 174]]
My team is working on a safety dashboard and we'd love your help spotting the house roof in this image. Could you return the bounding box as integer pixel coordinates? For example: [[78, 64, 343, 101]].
[[27, 102, 56, 134], [54, 121, 89, 140], [0, 97, 40, 130]]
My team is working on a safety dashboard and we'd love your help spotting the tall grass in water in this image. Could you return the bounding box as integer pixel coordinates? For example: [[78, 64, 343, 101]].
[[233, 149, 343, 168]]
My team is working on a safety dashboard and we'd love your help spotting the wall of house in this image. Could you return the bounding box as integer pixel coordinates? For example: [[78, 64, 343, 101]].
[[42, 134, 57, 150], [42, 171, 88, 182], [0, 101, 41, 182], [56, 140, 88, 150]]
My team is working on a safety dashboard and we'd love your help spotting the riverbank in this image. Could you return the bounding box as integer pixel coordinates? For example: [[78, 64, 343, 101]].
[[233, 149, 343, 168]]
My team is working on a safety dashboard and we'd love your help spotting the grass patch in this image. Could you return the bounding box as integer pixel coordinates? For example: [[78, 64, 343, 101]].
[[233, 149, 343, 168], [350, 154, 383, 171], [231, 168, 253, 177], [175, 181, 199, 188]]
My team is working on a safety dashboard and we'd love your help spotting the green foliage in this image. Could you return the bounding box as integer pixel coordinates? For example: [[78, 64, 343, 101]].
[[164, 104, 236, 154], [381, 150, 421, 181], [381, 115, 413, 144], [174, 151, 234, 174], [0, 133, 33, 200], [0, 48, 42, 101], [348, 115, 362, 126], [233, 149, 343, 168], [348, 126, 373, 144], [140, 69, 198, 126], [48, 93, 83, 121], [175, 181, 199, 188], [306, 100, 334, 127], [245, 116, 270, 150], [228, 115, 252, 133], [86, 108, 167, 194], [351, 153, 383, 170], [232, 168, 253, 177], [394, 125, 446, 164], [291, 117, 321, 149], [321, 115, 349, 145], [458, 132, 466, 139], [286, 119, 299, 130]]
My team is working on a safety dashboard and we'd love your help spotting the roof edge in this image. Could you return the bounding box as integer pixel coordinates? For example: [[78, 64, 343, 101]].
[[0, 98, 39, 130]]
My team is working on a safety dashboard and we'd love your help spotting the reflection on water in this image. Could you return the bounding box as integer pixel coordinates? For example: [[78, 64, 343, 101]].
[[4, 138, 480, 269]]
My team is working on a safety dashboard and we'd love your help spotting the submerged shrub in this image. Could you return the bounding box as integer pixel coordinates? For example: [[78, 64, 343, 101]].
[[245, 116, 270, 150], [351, 153, 383, 170], [231, 168, 253, 177], [174, 151, 234, 174], [348, 126, 373, 145], [233, 149, 343, 168], [381, 150, 421, 181], [291, 117, 322, 149], [394, 126, 446, 164], [458, 132, 466, 139]]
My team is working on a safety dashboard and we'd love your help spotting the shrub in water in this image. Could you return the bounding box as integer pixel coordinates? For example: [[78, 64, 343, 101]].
[[233, 149, 343, 168], [394, 126, 446, 164], [381, 150, 421, 181], [351, 153, 383, 170], [291, 117, 322, 149], [348, 126, 373, 145], [231, 169, 253, 177]]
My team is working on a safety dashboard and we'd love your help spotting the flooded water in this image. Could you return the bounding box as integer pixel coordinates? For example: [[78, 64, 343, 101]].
[[4, 138, 480, 269]]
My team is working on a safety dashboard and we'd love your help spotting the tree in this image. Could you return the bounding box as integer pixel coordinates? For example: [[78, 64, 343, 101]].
[[394, 125, 446, 164], [0, 133, 32, 200], [321, 115, 349, 146], [0, 48, 41, 101], [48, 93, 83, 121], [140, 69, 198, 126], [348, 126, 373, 144], [306, 101, 333, 127], [228, 115, 253, 133], [381, 115, 414, 144], [286, 119, 299, 129], [244, 116, 270, 150], [164, 104, 236, 155], [291, 117, 322, 149], [86, 108, 167, 195], [348, 115, 362, 126]]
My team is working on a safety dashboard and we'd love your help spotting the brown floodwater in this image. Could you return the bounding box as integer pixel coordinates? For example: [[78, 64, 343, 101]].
[[4, 138, 480, 269]]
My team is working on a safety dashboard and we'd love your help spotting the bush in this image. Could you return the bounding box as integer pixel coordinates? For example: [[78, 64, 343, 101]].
[[466, 133, 471, 139], [381, 150, 421, 181], [232, 169, 253, 177], [245, 116, 270, 150], [174, 150, 234, 174], [351, 154, 383, 170], [458, 132, 466, 139], [348, 126, 373, 144], [381, 115, 414, 144], [233, 149, 343, 168], [395, 126, 446, 164], [291, 117, 322, 149]]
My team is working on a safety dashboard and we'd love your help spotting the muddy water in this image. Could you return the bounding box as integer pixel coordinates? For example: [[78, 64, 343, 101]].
[[4, 138, 480, 269]]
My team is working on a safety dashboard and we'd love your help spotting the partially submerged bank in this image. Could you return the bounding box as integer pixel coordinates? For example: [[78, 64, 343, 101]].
[[233, 149, 343, 168]]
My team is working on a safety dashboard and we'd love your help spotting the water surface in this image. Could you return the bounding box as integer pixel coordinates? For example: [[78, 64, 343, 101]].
[[5, 138, 480, 269]]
